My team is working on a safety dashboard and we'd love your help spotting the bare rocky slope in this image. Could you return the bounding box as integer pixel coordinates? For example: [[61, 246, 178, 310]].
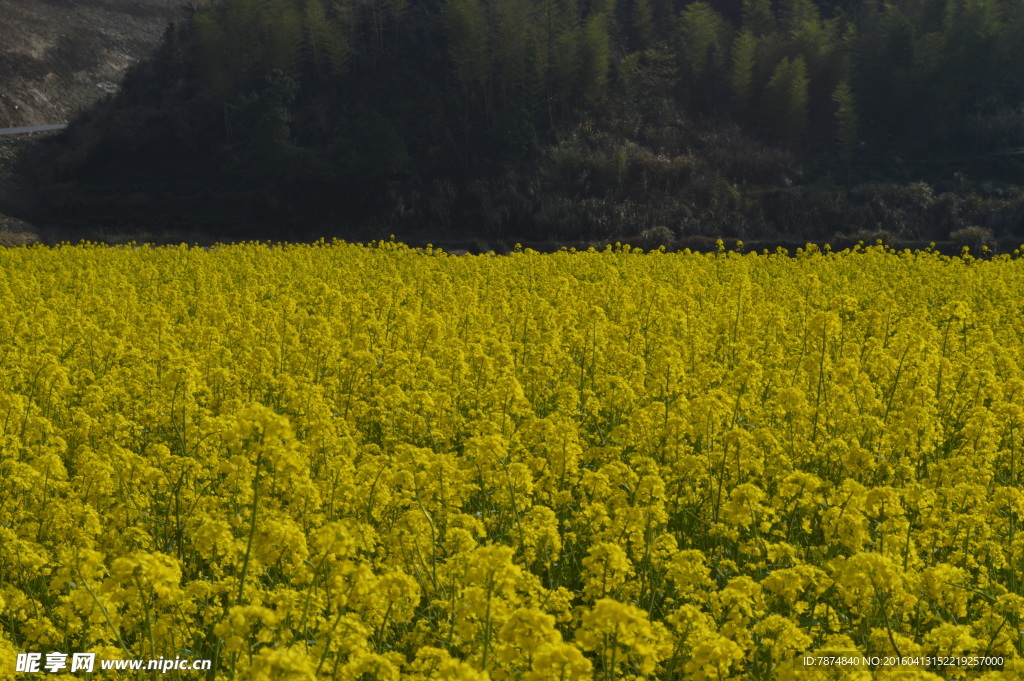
[[1, 0, 177, 241], [0, 0, 177, 128]]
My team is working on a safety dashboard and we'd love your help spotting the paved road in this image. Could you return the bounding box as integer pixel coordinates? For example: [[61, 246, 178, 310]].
[[0, 124, 68, 136]]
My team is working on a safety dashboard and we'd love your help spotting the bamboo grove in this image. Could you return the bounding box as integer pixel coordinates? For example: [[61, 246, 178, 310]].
[[34, 0, 1024, 242], [190, 0, 1024, 156]]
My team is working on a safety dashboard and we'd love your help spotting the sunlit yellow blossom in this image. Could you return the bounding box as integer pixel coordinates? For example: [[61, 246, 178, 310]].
[[525, 642, 592, 681], [2, 242, 1023, 680], [243, 645, 317, 681], [577, 598, 669, 677]]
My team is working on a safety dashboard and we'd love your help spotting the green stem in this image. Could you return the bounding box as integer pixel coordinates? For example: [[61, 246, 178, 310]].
[[237, 452, 265, 605]]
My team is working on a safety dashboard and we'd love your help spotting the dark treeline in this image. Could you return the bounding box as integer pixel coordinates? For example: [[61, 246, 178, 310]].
[[22, 0, 1024, 245]]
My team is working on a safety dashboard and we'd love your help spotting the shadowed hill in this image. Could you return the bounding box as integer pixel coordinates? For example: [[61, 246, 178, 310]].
[[13, 0, 1024, 247]]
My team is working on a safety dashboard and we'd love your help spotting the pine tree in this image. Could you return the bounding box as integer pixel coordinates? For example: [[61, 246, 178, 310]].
[[764, 56, 809, 145], [493, 0, 537, 105], [633, 0, 654, 49], [1006, 0, 1024, 89], [535, 0, 580, 114], [578, 13, 611, 102], [325, 24, 351, 78], [305, 0, 350, 76], [790, 15, 833, 75], [223, 0, 262, 81], [304, 0, 328, 67], [264, 0, 305, 75], [304, 0, 349, 78], [387, 0, 407, 26], [678, 2, 729, 83], [832, 79, 858, 159], [552, 26, 581, 106], [730, 29, 757, 112], [779, 0, 818, 31], [741, 0, 774, 36], [194, 9, 232, 100], [445, 0, 491, 90]]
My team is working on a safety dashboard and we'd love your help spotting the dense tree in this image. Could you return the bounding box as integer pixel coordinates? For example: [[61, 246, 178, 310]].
[[263, 0, 304, 73], [741, 0, 775, 35], [632, 0, 655, 48], [304, 0, 349, 78], [832, 79, 857, 159], [678, 2, 730, 86], [445, 0, 490, 90], [764, 56, 810, 145], [31, 0, 1024, 242], [579, 14, 612, 102], [492, 0, 539, 106], [729, 29, 757, 112], [780, 0, 819, 31], [182, 0, 1024, 158]]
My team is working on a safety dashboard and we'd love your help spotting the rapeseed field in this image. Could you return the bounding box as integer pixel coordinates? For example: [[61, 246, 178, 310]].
[[1, 240, 1023, 680]]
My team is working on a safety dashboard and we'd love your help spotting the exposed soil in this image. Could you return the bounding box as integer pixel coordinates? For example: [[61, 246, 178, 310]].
[[0, 0, 179, 128], [0, 0, 181, 239]]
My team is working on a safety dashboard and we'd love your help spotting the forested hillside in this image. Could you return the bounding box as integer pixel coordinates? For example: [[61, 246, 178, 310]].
[[23, 0, 1024, 245]]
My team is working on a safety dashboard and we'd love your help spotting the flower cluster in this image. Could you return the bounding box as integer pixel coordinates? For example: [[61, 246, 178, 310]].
[[1, 240, 1023, 679]]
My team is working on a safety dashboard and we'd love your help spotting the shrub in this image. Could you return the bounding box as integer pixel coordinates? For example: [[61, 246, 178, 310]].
[[949, 225, 996, 252]]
